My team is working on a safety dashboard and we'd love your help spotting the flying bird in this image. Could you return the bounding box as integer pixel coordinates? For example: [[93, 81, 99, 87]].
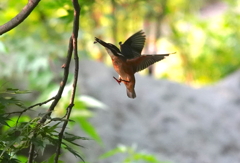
[[94, 30, 174, 99]]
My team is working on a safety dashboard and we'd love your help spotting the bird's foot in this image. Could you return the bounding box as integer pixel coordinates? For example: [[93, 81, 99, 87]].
[[113, 77, 121, 85], [113, 76, 130, 85]]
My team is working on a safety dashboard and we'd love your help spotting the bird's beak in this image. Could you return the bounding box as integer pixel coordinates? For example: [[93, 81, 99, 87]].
[[94, 37, 109, 48]]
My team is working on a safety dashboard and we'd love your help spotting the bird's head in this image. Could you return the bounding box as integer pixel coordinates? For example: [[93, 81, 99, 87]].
[[107, 43, 121, 53], [94, 37, 124, 58], [95, 38, 120, 51]]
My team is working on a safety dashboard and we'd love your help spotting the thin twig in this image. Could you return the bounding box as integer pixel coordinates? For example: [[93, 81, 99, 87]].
[[39, 36, 73, 124], [4, 97, 55, 127], [5, 97, 55, 116], [28, 141, 35, 163], [28, 97, 55, 109], [0, 0, 41, 35], [55, 0, 80, 162]]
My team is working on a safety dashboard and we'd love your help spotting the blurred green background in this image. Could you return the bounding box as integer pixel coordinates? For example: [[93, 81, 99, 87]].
[[0, 0, 240, 162], [1, 0, 240, 89]]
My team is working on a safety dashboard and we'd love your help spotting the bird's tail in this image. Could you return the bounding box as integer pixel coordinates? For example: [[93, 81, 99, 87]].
[[127, 88, 136, 99]]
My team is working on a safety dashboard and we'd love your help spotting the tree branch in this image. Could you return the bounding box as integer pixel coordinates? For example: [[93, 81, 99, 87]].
[[55, 0, 81, 162], [5, 97, 55, 127], [27, 1, 74, 161], [2, 0, 80, 162], [28, 141, 35, 163], [5, 97, 55, 116], [0, 0, 41, 35], [39, 35, 73, 124], [29, 25, 74, 162]]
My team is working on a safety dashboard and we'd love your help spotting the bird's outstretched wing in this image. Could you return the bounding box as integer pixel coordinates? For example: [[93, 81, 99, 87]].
[[120, 30, 146, 59], [128, 53, 174, 73]]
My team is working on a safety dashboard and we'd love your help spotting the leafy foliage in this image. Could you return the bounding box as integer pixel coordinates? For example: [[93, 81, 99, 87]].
[[100, 144, 171, 163], [0, 87, 89, 162], [42, 154, 64, 163]]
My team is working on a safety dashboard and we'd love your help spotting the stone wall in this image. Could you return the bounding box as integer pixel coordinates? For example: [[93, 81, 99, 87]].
[[71, 60, 240, 163]]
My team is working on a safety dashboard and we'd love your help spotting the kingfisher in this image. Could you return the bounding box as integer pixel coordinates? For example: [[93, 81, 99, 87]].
[[94, 30, 174, 99]]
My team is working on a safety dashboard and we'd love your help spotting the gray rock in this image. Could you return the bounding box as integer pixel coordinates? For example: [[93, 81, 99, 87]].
[[74, 60, 240, 163]]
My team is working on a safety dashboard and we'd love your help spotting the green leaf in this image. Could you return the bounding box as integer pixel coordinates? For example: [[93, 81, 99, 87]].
[[63, 144, 84, 162], [31, 137, 47, 156], [45, 135, 58, 146], [0, 41, 7, 53], [65, 132, 90, 141], [0, 115, 10, 127], [2, 116, 30, 130], [63, 132, 88, 148], [43, 122, 61, 134], [2, 158, 20, 163], [6, 88, 31, 94], [74, 100, 86, 110], [77, 117, 101, 144], [42, 154, 55, 163], [16, 155, 27, 163], [78, 95, 107, 110], [126, 153, 160, 163], [42, 153, 64, 163], [99, 147, 125, 159]]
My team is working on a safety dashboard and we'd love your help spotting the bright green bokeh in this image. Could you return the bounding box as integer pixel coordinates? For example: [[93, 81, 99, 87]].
[[1, 0, 239, 88]]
